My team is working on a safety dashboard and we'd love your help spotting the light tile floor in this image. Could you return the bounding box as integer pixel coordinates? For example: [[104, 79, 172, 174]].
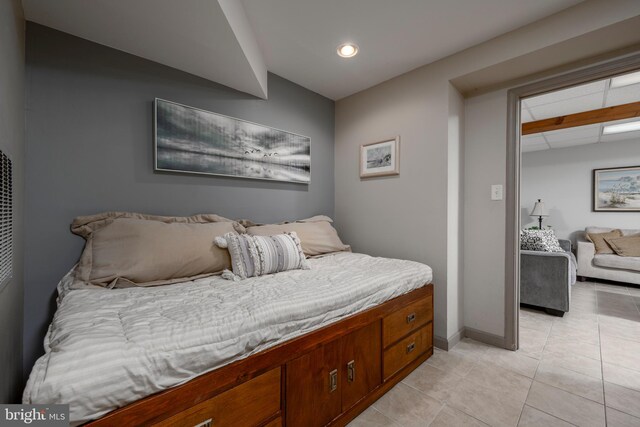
[[348, 280, 640, 426]]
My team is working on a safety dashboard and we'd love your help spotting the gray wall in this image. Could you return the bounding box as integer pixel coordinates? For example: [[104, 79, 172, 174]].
[[522, 139, 640, 242], [333, 1, 640, 346], [24, 23, 334, 377], [0, 0, 25, 403], [463, 89, 509, 337], [335, 66, 450, 343]]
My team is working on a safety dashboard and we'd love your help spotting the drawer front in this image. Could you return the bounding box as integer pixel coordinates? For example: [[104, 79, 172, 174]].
[[383, 323, 432, 380], [154, 368, 281, 427], [383, 295, 433, 348]]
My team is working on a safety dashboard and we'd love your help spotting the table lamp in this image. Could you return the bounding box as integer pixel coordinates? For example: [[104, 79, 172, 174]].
[[530, 199, 548, 229]]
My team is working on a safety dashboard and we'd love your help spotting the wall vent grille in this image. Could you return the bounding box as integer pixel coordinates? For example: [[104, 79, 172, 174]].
[[0, 150, 12, 288]]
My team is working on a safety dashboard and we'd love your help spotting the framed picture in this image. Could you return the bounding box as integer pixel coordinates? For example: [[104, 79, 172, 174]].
[[360, 136, 400, 178], [593, 165, 640, 212], [154, 98, 310, 184]]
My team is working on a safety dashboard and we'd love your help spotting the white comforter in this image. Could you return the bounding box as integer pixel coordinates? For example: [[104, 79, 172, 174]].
[[23, 252, 432, 425]]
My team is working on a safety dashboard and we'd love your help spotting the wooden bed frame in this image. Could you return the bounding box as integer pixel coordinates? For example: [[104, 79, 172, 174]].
[[86, 283, 434, 427]]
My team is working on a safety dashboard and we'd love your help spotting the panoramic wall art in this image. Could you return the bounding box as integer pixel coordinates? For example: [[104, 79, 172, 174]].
[[154, 99, 310, 183], [593, 165, 640, 212]]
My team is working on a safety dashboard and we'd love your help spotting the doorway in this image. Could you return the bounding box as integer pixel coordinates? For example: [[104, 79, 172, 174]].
[[504, 52, 640, 351]]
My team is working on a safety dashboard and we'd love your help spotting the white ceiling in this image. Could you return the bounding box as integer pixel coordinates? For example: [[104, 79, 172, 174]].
[[22, 0, 584, 101], [521, 72, 640, 153], [241, 0, 583, 100], [21, 0, 268, 98]]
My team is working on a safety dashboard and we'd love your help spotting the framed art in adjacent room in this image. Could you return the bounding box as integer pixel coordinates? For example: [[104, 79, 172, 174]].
[[360, 136, 400, 178], [154, 98, 311, 184], [593, 165, 640, 212]]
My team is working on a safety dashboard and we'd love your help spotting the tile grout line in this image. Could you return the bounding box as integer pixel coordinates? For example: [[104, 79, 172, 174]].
[[597, 300, 640, 427], [535, 307, 554, 365], [526, 375, 604, 425], [398, 364, 490, 427], [523, 283, 606, 425], [532, 374, 605, 405], [516, 380, 535, 426], [596, 282, 608, 427], [523, 403, 581, 427], [518, 309, 571, 427], [361, 285, 637, 427], [400, 354, 474, 425], [369, 407, 399, 426], [538, 285, 604, 382], [521, 296, 581, 427], [426, 341, 536, 426], [539, 349, 603, 380], [597, 283, 640, 389]]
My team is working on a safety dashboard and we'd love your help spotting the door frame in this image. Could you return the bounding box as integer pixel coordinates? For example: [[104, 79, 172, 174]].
[[504, 51, 640, 350]]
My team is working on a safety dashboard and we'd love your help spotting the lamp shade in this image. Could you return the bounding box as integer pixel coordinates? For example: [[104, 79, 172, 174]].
[[530, 199, 548, 217]]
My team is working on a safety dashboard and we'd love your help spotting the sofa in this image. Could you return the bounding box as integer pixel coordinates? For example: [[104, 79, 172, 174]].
[[521, 239, 576, 316], [577, 227, 640, 285]]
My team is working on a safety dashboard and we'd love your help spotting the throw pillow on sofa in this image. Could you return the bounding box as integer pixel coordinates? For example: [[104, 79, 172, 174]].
[[604, 235, 640, 257], [520, 229, 564, 252], [586, 229, 623, 254]]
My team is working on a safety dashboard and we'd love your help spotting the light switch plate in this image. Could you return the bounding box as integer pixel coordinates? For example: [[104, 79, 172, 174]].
[[491, 185, 503, 201]]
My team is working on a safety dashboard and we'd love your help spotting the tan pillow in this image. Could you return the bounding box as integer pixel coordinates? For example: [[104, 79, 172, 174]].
[[72, 212, 244, 288], [605, 236, 640, 257], [586, 229, 622, 254], [246, 216, 350, 256], [71, 211, 234, 238]]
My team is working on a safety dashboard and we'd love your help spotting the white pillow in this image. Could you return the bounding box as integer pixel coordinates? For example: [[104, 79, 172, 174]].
[[215, 232, 309, 280]]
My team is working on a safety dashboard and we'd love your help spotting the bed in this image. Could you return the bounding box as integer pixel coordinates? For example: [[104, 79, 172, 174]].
[[24, 251, 433, 426]]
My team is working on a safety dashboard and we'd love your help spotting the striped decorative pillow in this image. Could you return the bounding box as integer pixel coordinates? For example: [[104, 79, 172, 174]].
[[215, 232, 310, 280]]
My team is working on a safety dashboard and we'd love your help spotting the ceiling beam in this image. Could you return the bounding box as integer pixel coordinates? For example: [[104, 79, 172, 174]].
[[522, 101, 640, 135]]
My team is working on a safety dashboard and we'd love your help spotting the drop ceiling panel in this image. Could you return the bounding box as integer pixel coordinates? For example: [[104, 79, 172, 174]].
[[527, 93, 605, 120], [521, 134, 549, 153], [522, 70, 640, 153], [600, 116, 640, 139], [600, 129, 640, 142], [547, 137, 599, 149], [606, 83, 640, 107], [522, 134, 546, 145], [521, 108, 534, 122], [522, 144, 549, 153], [524, 80, 606, 108], [543, 123, 601, 143]]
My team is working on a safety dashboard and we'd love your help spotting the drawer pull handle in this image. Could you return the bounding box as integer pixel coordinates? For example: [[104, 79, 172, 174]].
[[406, 342, 416, 354], [329, 369, 338, 392], [347, 360, 356, 383], [194, 418, 213, 427], [406, 313, 416, 324]]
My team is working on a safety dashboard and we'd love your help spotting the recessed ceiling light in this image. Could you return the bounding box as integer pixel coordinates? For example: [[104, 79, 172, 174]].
[[337, 43, 358, 58], [610, 70, 640, 88], [602, 120, 640, 134]]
